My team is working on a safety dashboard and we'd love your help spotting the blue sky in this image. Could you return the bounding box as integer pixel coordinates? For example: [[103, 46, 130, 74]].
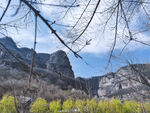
[[69, 47, 150, 78], [0, 0, 150, 78]]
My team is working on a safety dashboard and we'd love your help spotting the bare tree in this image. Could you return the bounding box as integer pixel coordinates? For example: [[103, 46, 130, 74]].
[[0, 0, 150, 101], [1, 0, 150, 63]]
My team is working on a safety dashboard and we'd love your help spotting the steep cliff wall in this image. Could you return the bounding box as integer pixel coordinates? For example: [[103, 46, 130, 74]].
[[0, 37, 149, 101], [0, 37, 74, 78], [79, 64, 150, 101], [0, 37, 82, 91]]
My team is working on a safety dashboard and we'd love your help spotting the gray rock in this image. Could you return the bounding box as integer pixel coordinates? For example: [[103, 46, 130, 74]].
[[0, 37, 80, 92], [18, 96, 31, 104], [0, 37, 74, 78], [0, 37, 150, 101], [46, 50, 74, 78], [78, 64, 150, 101]]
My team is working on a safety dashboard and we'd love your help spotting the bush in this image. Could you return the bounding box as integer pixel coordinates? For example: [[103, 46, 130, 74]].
[[123, 100, 141, 113], [30, 98, 48, 113], [98, 99, 110, 113], [49, 100, 61, 113], [109, 98, 123, 113], [28, 97, 149, 113], [86, 98, 98, 113], [144, 102, 150, 113], [75, 99, 86, 113], [0, 95, 18, 113], [62, 98, 74, 112]]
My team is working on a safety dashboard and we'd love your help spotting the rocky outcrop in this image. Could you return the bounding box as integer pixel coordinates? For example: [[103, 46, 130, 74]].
[[0, 37, 82, 92], [0, 37, 150, 101], [78, 64, 150, 101], [47, 50, 74, 78], [0, 37, 74, 78]]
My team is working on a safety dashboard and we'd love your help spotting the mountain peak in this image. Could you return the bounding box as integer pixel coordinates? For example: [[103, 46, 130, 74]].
[[0, 37, 17, 49]]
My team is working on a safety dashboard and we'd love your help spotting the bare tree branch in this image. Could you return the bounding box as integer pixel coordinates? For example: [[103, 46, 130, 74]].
[[108, 0, 120, 65], [0, 0, 11, 22], [20, 0, 82, 58], [72, 0, 101, 44], [29, 14, 37, 88]]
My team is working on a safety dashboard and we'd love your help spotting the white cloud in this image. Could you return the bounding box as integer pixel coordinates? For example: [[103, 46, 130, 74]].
[[61, 0, 150, 54]]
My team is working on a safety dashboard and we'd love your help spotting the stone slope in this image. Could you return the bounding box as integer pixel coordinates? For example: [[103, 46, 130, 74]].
[[47, 50, 74, 78], [0, 37, 74, 78], [78, 64, 150, 101], [0, 37, 85, 92], [0, 37, 150, 101]]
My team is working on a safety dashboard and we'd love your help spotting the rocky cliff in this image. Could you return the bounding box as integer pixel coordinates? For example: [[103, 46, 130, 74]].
[[0, 37, 74, 78], [47, 50, 74, 78], [0, 37, 86, 93], [0, 37, 150, 101], [78, 64, 150, 101]]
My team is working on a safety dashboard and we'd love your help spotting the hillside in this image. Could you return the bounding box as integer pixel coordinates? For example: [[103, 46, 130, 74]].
[[78, 64, 150, 101], [0, 37, 150, 101]]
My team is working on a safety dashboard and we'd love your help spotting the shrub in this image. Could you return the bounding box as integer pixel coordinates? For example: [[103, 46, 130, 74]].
[[144, 102, 150, 113], [109, 98, 123, 113], [62, 98, 74, 112], [0, 95, 18, 113], [49, 100, 61, 113], [25, 97, 150, 113], [98, 99, 110, 113], [123, 100, 141, 113], [87, 98, 98, 113], [30, 98, 48, 113], [75, 99, 86, 113]]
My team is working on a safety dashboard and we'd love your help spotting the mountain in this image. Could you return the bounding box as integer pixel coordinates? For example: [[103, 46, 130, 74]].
[[0, 37, 149, 101], [0, 37, 86, 93], [77, 64, 150, 101], [0, 37, 74, 78]]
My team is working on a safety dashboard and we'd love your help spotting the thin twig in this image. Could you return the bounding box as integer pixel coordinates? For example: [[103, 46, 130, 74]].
[[27, 1, 80, 8], [107, 0, 120, 66], [21, 0, 82, 58], [72, 0, 101, 44], [120, 1, 133, 40], [0, 0, 11, 22], [29, 14, 37, 88], [69, 0, 92, 33]]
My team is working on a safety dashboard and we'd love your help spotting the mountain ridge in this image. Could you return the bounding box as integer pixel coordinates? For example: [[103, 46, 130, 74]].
[[0, 37, 150, 101]]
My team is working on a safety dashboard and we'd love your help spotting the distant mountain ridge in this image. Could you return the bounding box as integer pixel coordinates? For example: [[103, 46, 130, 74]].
[[0, 37, 84, 93], [77, 64, 150, 101], [0, 37, 150, 101], [0, 37, 74, 78]]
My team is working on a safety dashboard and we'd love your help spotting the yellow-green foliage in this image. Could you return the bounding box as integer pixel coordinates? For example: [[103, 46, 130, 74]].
[[62, 98, 74, 112], [0, 95, 18, 113], [30, 98, 48, 113], [75, 99, 86, 113], [1, 95, 149, 113], [86, 98, 98, 113], [144, 102, 150, 113], [49, 100, 61, 113], [28, 97, 150, 113], [98, 99, 110, 113], [109, 98, 123, 113], [123, 100, 141, 113], [98, 99, 142, 113]]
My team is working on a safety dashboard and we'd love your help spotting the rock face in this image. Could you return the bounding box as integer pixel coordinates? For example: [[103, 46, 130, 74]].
[[0, 37, 74, 78], [0, 37, 82, 92], [78, 64, 150, 101], [0, 37, 150, 101], [47, 50, 74, 78]]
